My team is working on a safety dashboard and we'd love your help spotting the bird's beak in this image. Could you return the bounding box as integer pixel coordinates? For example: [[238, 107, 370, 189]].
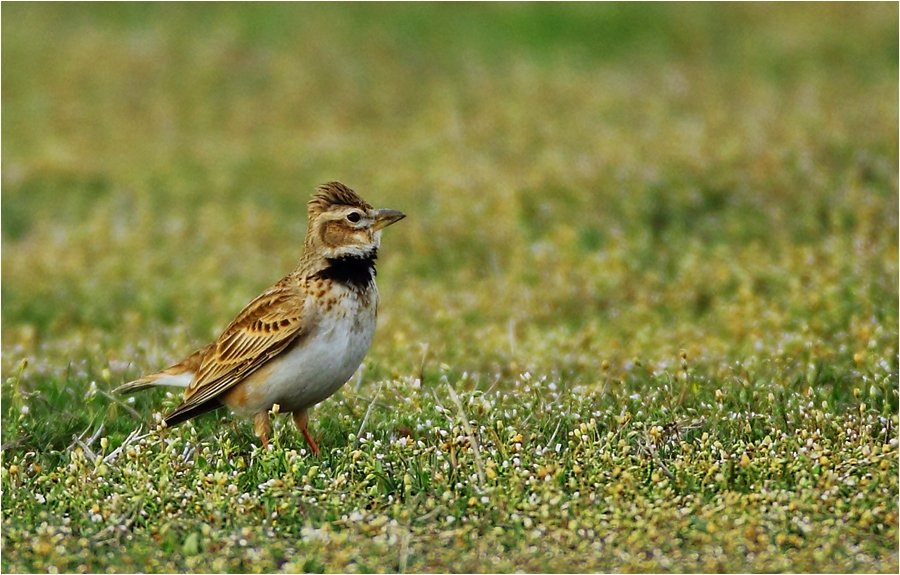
[[372, 208, 406, 231]]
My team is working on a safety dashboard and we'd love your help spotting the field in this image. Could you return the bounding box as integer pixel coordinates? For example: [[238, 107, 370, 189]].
[[2, 3, 898, 573]]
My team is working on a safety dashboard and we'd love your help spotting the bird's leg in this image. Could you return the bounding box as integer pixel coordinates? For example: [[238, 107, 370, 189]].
[[254, 411, 271, 449], [292, 409, 321, 456]]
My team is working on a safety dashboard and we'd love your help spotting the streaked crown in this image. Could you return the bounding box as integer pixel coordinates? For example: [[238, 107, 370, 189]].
[[308, 182, 373, 216]]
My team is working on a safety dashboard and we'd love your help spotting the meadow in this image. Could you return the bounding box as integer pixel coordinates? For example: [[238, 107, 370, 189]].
[[2, 3, 898, 572]]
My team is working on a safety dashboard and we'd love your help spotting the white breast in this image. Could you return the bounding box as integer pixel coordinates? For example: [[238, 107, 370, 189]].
[[235, 286, 378, 415]]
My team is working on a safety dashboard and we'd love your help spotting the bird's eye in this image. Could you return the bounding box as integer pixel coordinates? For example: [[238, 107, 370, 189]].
[[346, 212, 361, 223]]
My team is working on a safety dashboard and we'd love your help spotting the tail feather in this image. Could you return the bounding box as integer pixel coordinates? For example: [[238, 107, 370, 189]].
[[114, 345, 210, 395], [164, 399, 224, 427], [114, 345, 220, 427], [114, 370, 193, 394], [114, 377, 159, 395]]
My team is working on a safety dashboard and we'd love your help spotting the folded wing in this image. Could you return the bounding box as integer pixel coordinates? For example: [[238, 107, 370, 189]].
[[164, 281, 308, 425]]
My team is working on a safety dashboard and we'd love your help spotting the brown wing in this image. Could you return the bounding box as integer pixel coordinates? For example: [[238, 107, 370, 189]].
[[164, 280, 308, 423]]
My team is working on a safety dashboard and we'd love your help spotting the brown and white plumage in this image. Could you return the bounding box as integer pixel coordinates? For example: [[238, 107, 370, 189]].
[[115, 182, 405, 454]]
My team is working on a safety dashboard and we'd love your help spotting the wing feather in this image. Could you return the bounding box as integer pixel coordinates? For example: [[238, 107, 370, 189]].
[[163, 280, 308, 423]]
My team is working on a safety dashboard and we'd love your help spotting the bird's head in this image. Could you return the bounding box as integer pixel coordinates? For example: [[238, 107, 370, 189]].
[[304, 181, 405, 261]]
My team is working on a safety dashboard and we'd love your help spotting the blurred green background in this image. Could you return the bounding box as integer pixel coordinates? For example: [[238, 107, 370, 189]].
[[2, 3, 898, 573], [4, 2, 896, 351], [2, 2, 897, 408]]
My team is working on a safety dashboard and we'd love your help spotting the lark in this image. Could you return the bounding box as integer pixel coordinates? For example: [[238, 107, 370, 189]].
[[115, 182, 405, 455]]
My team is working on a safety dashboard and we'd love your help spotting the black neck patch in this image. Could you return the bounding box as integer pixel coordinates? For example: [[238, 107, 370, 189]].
[[316, 252, 377, 290]]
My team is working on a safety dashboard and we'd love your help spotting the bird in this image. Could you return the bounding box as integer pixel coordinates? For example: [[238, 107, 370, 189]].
[[114, 181, 405, 455]]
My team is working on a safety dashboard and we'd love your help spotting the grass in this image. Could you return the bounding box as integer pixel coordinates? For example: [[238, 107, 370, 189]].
[[2, 2, 898, 573]]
